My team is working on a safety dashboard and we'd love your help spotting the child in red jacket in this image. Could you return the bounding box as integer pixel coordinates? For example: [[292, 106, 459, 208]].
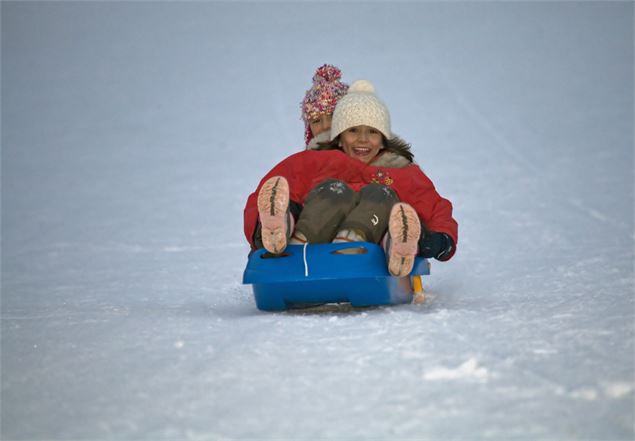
[[245, 80, 458, 276]]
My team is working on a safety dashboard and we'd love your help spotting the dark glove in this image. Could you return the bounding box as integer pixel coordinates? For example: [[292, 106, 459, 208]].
[[418, 231, 454, 261]]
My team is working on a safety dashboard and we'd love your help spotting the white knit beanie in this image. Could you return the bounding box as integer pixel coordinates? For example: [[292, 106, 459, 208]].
[[330, 80, 391, 140]]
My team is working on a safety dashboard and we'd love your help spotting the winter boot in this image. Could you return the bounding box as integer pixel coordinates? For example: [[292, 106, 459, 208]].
[[257, 176, 291, 254], [385, 202, 421, 277]]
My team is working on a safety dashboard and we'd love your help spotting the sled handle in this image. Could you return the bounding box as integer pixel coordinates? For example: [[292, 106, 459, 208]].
[[411, 275, 425, 304]]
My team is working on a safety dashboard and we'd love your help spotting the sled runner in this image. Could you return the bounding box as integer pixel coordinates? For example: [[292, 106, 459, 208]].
[[242, 243, 430, 311]]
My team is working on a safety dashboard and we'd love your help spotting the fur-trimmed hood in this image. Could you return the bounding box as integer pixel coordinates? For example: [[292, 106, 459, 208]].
[[370, 149, 413, 168]]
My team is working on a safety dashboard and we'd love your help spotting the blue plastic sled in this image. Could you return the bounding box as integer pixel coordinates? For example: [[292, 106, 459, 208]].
[[242, 242, 430, 311]]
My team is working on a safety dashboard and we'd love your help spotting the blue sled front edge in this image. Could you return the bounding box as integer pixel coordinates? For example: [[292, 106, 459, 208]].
[[242, 243, 430, 311]]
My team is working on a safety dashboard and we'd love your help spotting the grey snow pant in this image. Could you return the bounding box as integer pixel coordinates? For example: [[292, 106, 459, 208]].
[[295, 179, 400, 244]]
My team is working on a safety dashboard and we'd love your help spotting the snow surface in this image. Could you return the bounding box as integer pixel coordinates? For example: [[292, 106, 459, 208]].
[[2, 2, 633, 440]]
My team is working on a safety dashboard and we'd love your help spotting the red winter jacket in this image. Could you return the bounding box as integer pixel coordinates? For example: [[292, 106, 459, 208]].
[[244, 149, 458, 260]]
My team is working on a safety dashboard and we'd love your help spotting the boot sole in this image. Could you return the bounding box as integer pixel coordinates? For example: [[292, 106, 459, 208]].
[[387, 203, 421, 277], [257, 176, 290, 254]]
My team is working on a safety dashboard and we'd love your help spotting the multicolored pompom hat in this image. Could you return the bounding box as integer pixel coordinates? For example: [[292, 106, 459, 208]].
[[301, 64, 349, 146]]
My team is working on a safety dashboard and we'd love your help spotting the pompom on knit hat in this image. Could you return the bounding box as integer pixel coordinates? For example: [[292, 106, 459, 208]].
[[301, 64, 349, 146], [330, 80, 392, 140]]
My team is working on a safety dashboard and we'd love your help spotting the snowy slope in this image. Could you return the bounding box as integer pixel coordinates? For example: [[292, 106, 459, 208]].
[[2, 2, 633, 440]]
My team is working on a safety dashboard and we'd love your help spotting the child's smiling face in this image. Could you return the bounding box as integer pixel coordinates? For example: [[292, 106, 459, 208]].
[[340, 125, 383, 164]]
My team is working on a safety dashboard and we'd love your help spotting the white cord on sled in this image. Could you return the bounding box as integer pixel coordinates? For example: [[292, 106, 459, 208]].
[[303, 242, 309, 277]]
